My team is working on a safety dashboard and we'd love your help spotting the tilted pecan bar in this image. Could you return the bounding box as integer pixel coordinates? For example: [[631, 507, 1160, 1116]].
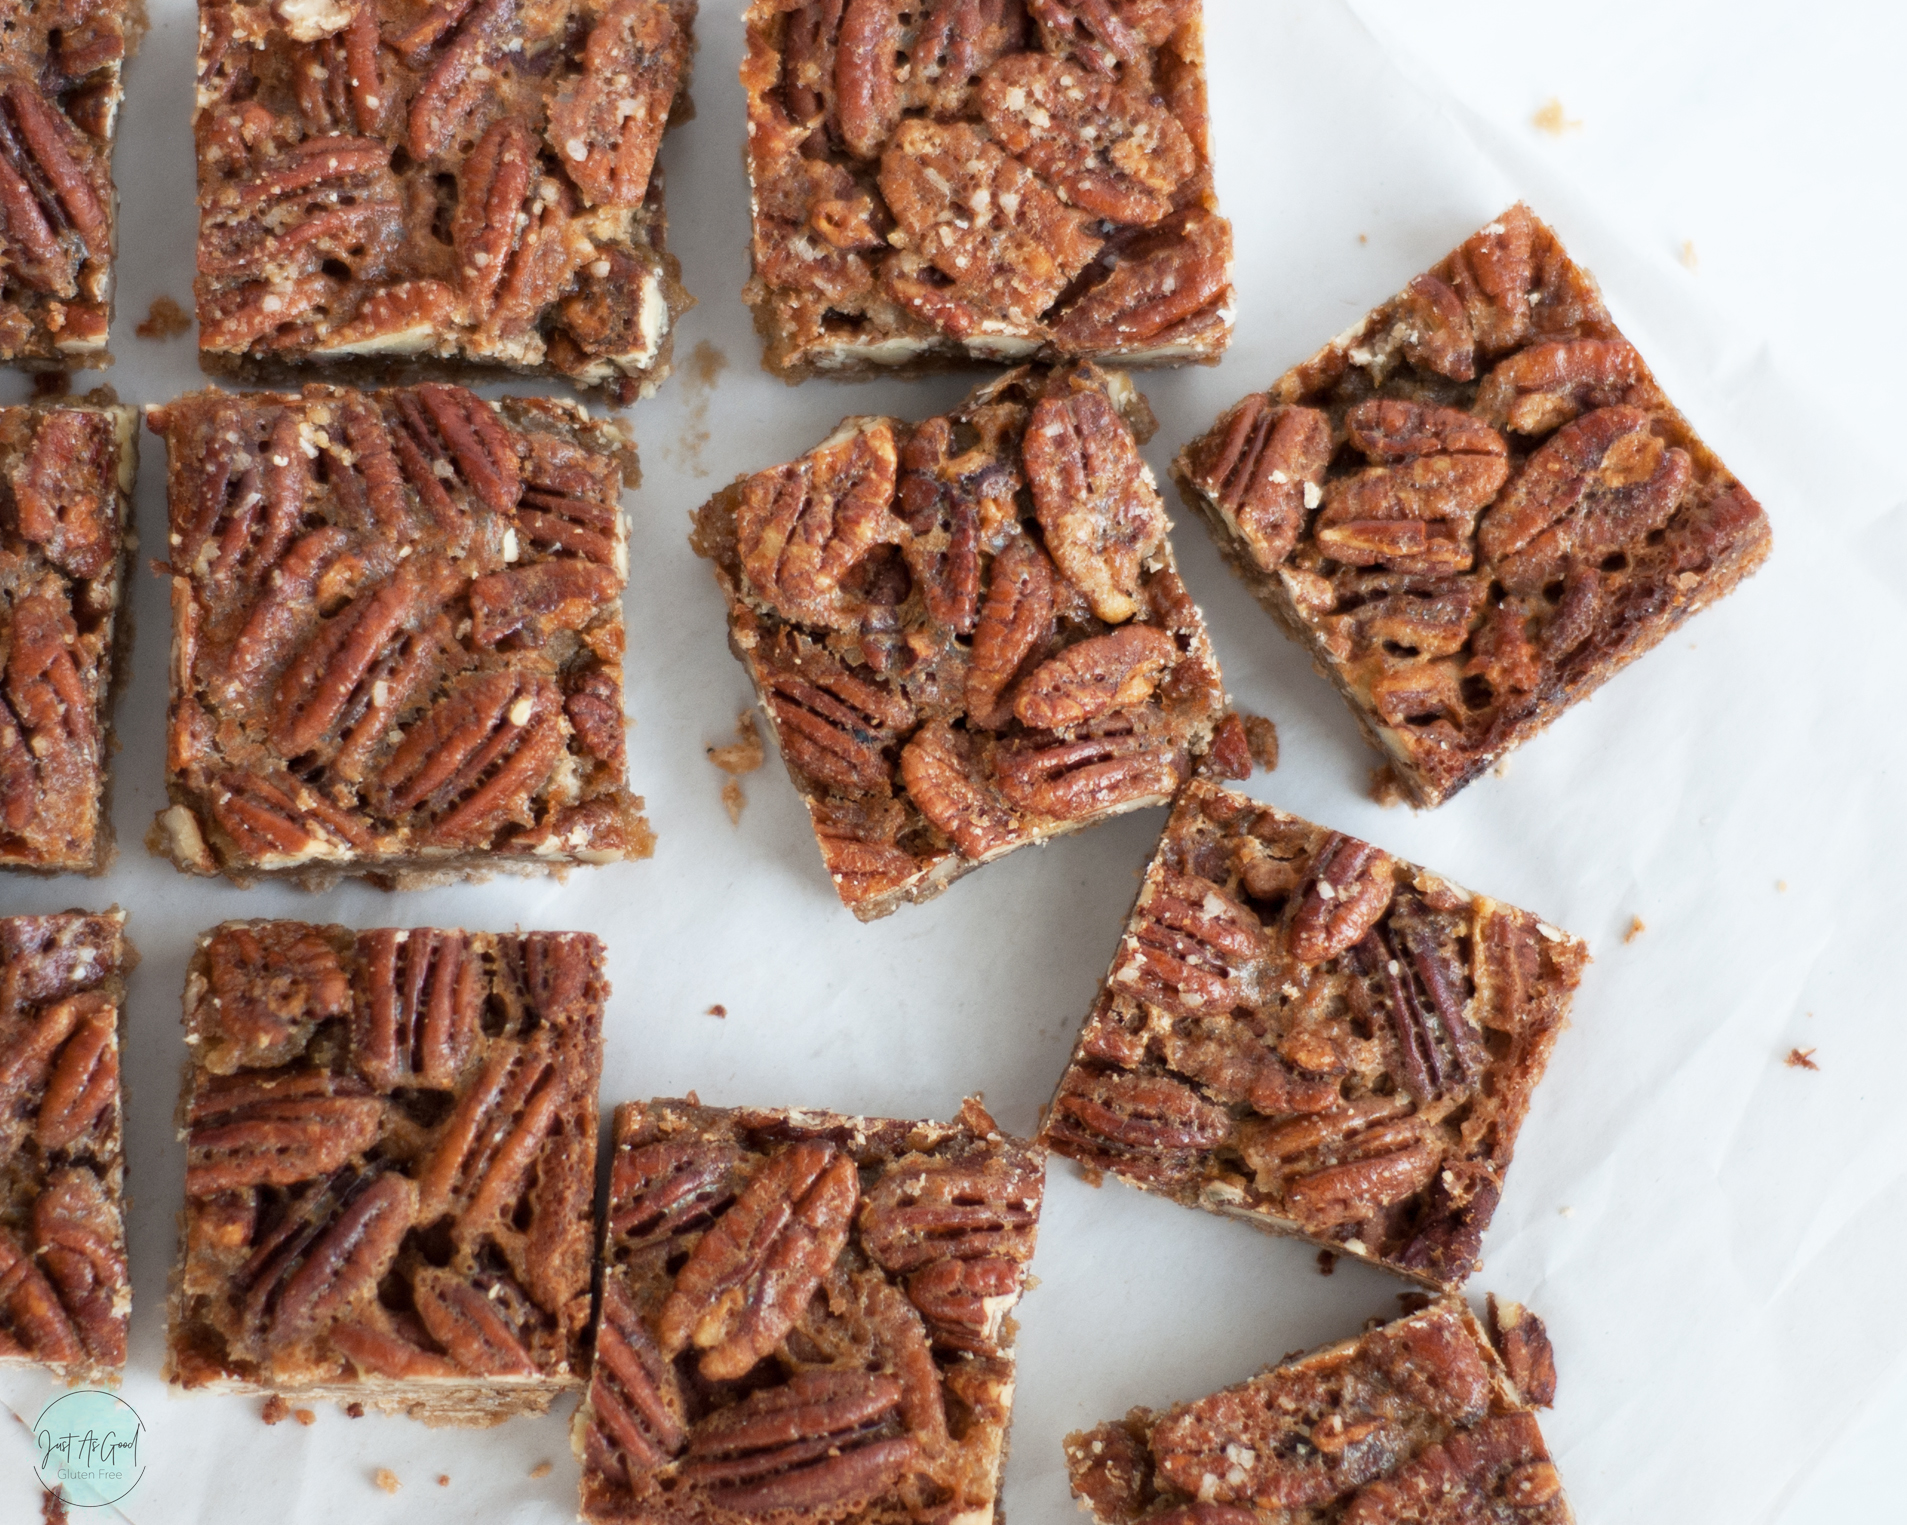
[[193, 0, 696, 401], [166, 920, 605, 1424], [575, 1094, 1043, 1524], [741, 0, 1232, 380], [1174, 203, 1771, 806], [0, 0, 135, 370], [1065, 1295, 1573, 1524], [0, 909, 134, 1385], [145, 384, 652, 889], [0, 402, 138, 875], [1040, 779, 1587, 1289], [691, 361, 1229, 919]]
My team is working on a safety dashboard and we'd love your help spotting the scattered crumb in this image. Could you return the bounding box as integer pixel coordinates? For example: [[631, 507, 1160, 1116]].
[[374, 1468, 402, 1495], [1397, 1291, 1433, 1315], [1368, 765, 1407, 808], [1558, 1205, 1576, 1218], [530, 1461, 554, 1480], [1073, 1158, 1105, 1188], [437, 1475, 450, 1488], [1358, 232, 1368, 244], [1531, 97, 1582, 136], [1785, 1047, 1819, 1071], [294, 1407, 316, 1426], [346, 1402, 365, 1418], [1023, 1272, 1041, 1291], [31, 372, 69, 399], [1315, 1250, 1337, 1276], [1492, 755, 1512, 778], [136, 294, 193, 340], [1241, 713, 1278, 772], [709, 711, 765, 825], [665, 339, 729, 476], [81, 383, 118, 406], [1678, 240, 1699, 271], [1623, 916, 1646, 944], [707, 1003, 727, 1018], [41, 1487, 69, 1525], [261, 1394, 290, 1425], [1776, 879, 1788, 892]]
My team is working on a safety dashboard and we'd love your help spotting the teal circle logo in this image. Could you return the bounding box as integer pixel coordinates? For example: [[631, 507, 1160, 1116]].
[[32, 1390, 144, 1508]]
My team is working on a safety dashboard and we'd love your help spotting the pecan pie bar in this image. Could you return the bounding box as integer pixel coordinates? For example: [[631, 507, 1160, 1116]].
[[1040, 779, 1587, 1289], [0, 910, 133, 1385], [194, 0, 697, 401], [0, 402, 138, 875], [1065, 1295, 1572, 1524], [575, 1094, 1044, 1525], [691, 361, 1228, 919], [166, 920, 605, 1424], [1174, 202, 1771, 806], [146, 384, 652, 889], [0, 0, 134, 369], [741, 0, 1233, 379]]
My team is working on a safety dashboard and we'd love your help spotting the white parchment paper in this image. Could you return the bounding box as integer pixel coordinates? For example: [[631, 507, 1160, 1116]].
[[1, 2, 1902, 1520]]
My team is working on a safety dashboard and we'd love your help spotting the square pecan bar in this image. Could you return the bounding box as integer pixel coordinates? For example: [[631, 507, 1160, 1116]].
[[0, 910, 133, 1385], [167, 920, 605, 1424], [0, 0, 135, 369], [1174, 202, 1771, 806], [0, 402, 138, 875], [146, 384, 652, 889], [1040, 779, 1587, 1289], [193, 0, 696, 402], [1065, 1294, 1572, 1524], [575, 1094, 1043, 1524], [691, 361, 1229, 919], [741, 0, 1232, 379]]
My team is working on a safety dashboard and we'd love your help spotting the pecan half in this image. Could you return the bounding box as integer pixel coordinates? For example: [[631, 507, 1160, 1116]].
[[0, 916, 117, 1005], [1288, 833, 1395, 963], [682, 1369, 914, 1513], [0, 585, 94, 837], [1474, 338, 1645, 435], [993, 718, 1181, 820], [378, 672, 566, 844], [1315, 402, 1508, 574], [1341, 1412, 1565, 1524], [904, 0, 1027, 116], [412, 1266, 538, 1375], [1015, 625, 1179, 731], [879, 119, 1100, 328], [980, 53, 1194, 226], [1025, 383, 1167, 623], [547, 0, 685, 208], [1186, 397, 1330, 572], [587, 1277, 686, 1474], [1112, 869, 1267, 1015], [834, 0, 903, 158], [813, 795, 921, 903], [1238, 1096, 1436, 1228], [965, 535, 1057, 728], [0, 1225, 82, 1367], [609, 1139, 744, 1247], [1347, 897, 1482, 1103], [33, 1003, 117, 1151], [394, 384, 521, 518], [470, 560, 620, 649], [1156, 1018, 1342, 1117], [760, 636, 913, 795], [352, 928, 480, 1089], [1446, 203, 1537, 357], [259, 1171, 415, 1350], [0, 992, 110, 1118], [330, 1315, 461, 1379], [1392, 272, 1475, 381], [1049, 208, 1233, 352], [408, 0, 514, 160], [9, 410, 118, 580], [33, 1167, 126, 1368], [1479, 406, 1691, 585], [861, 1155, 1041, 1271], [202, 923, 350, 1074], [896, 415, 1018, 635], [415, 1036, 565, 1228], [737, 419, 906, 631], [186, 1072, 383, 1193], [657, 1141, 859, 1380], [1028, 0, 1191, 73], [1051, 1070, 1228, 1155], [1487, 1296, 1557, 1408], [900, 720, 1017, 859], [2, 80, 109, 262]]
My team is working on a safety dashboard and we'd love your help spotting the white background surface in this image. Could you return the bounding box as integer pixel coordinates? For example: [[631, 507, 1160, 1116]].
[[1, 1, 1902, 1520]]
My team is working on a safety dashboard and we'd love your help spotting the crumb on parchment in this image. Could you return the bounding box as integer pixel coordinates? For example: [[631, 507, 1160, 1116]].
[[1532, 97, 1581, 135], [261, 1395, 289, 1425], [136, 294, 192, 340], [1785, 1047, 1819, 1071], [530, 1461, 554, 1479], [1316, 1250, 1337, 1276], [708, 1004, 727, 1018], [709, 711, 765, 825], [1624, 916, 1646, 944], [374, 1468, 401, 1494]]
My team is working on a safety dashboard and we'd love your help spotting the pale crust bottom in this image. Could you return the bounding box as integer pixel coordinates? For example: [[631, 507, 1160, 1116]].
[[163, 1370, 578, 1427]]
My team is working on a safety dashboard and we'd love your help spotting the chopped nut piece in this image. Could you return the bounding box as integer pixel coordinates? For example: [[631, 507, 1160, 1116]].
[[136, 296, 193, 341], [1042, 780, 1588, 1288], [146, 386, 651, 888], [261, 1394, 290, 1425], [742, 0, 1232, 378], [693, 363, 1226, 920], [166, 921, 606, 1425], [529, 1461, 553, 1479], [1785, 1047, 1819, 1071], [1176, 203, 1770, 807], [577, 1096, 1043, 1525]]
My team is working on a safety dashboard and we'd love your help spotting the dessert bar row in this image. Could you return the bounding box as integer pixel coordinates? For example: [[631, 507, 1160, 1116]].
[[0, 900, 1580, 1521], [0, 207, 1770, 894]]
